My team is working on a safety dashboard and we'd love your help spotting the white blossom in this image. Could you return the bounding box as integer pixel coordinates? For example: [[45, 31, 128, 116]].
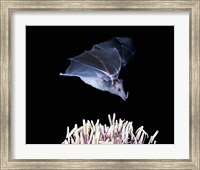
[[62, 113, 158, 144]]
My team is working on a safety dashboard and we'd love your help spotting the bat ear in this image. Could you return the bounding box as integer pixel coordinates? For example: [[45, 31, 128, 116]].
[[114, 79, 123, 86]]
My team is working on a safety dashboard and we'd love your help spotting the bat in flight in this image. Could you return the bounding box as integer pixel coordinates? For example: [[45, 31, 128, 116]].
[[60, 37, 135, 101]]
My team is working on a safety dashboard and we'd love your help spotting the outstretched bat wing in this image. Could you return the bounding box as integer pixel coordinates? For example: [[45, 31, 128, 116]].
[[92, 37, 135, 66], [61, 47, 121, 81]]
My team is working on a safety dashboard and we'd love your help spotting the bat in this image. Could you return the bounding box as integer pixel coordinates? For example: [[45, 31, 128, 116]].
[[60, 37, 135, 101]]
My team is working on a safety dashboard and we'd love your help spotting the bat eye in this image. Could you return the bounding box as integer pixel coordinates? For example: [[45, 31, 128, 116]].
[[118, 88, 121, 92]]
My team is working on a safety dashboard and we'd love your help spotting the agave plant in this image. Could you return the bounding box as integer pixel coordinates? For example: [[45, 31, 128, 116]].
[[62, 113, 158, 144]]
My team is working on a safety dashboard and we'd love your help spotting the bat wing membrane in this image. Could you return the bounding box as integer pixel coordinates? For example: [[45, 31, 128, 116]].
[[63, 48, 121, 81], [61, 37, 134, 82], [93, 37, 134, 66]]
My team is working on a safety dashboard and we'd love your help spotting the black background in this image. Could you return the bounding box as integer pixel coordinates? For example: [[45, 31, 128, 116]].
[[26, 26, 174, 144]]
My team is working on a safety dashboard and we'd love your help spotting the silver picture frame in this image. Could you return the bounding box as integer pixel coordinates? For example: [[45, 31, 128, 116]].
[[0, 0, 199, 169]]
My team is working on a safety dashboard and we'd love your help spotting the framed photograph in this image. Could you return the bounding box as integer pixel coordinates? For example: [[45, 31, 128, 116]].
[[1, 0, 199, 169], [26, 26, 173, 145]]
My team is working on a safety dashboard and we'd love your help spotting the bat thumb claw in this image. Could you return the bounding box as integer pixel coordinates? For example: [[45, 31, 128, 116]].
[[59, 73, 65, 76]]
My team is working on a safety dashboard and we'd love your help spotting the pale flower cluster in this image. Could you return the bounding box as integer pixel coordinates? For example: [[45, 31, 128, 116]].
[[62, 113, 158, 144]]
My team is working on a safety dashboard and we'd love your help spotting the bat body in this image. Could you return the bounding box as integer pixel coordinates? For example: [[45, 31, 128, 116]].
[[60, 37, 135, 101]]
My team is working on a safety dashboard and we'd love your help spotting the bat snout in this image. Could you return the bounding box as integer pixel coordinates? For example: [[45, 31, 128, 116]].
[[121, 91, 129, 101]]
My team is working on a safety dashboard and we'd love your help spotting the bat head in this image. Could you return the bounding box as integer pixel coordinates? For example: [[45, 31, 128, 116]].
[[111, 79, 128, 101]]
